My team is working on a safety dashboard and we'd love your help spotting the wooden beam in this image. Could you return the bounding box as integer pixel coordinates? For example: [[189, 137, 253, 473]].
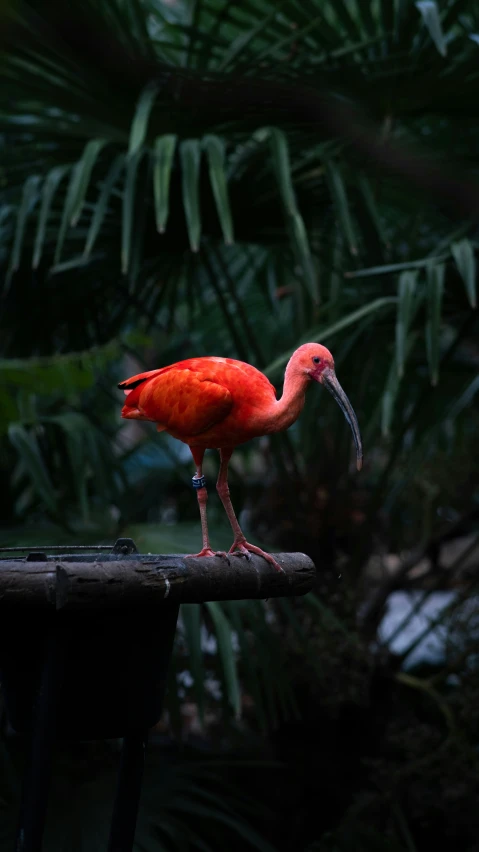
[[0, 553, 315, 610]]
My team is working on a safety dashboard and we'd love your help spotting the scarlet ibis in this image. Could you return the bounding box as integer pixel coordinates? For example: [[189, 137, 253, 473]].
[[119, 343, 362, 571]]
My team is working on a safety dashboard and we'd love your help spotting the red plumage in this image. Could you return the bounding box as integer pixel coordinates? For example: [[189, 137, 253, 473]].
[[120, 357, 277, 447]]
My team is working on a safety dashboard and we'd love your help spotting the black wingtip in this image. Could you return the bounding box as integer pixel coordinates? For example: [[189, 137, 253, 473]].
[[118, 378, 146, 391]]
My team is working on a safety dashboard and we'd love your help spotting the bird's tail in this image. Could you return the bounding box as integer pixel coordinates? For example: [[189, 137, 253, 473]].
[[118, 367, 167, 392], [118, 368, 167, 420]]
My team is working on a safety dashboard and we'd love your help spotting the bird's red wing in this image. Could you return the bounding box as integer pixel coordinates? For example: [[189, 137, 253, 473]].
[[123, 368, 234, 437]]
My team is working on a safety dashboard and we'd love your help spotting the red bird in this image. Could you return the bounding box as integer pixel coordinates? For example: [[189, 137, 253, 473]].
[[119, 343, 362, 571]]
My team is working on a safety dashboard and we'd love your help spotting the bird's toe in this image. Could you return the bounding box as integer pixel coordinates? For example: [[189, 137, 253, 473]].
[[186, 547, 219, 559], [214, 550, 230, 565], [231, 548, 252, 562], [229, 541, 284, 572], [185, 547, 231, 564]]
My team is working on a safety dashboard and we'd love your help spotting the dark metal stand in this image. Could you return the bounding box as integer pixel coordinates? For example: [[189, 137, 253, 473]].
[[107, 731, 148, 852], [14, 630, 67, 852], [0, 539, 315, 852], [8, 603, 180, 852]]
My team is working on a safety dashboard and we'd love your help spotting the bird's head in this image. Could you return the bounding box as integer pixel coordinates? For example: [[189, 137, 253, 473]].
[[290, 343, 363, 471]]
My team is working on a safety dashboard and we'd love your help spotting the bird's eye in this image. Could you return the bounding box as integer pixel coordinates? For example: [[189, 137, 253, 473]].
[[312, 356, 321, 365]]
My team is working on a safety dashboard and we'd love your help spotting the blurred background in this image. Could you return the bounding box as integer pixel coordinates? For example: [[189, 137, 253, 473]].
[[1, 0, 479, 849]]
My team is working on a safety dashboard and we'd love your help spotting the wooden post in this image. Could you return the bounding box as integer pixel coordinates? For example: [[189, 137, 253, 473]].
[[0, 551, 315, 610]]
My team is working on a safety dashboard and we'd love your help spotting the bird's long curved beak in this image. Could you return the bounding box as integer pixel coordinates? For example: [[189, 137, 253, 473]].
[[321, 368, 363, 471]]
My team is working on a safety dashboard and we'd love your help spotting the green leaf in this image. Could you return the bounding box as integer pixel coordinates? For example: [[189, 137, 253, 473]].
[[7, 174, 41, 280], [50, 254, 102, 275], [167, 799, 277, 852], [180, 139, 202, 252], [203, 135, 234, 245], [0, 344, 115, 397], [128, 81, 160, 156], [217, 2, 289, 71], [425, 263, 445, 385], [49, 412, 90, 522], [331, 0, 362, 40], [323, 160, 357, 256], [291, 212, 317, 300], [327, 227, 345, 321], [224, 602, 267, 733], [128, 147, 150, 286], [205, 601, 241, 718], [381, 364, 397, 439], [276, 598, 306, 643], [180, 828, 214, 852], [447, 375, 479, 420], [8, 423, 58, 515], [53, 164, 82, 266], [241, 600, 293, 726], [416, 1, 447, 57], [70, 138, 108, 226], [153, 134, 177, 233], [270, 128, 296, 213], [154, 816, 213, 852], [270, 128, 317, 300], [122, 149, 143, 274], [345, 256, 449, 278], [180, 603, 205, 723], [382, 335, 417, 436], [84, 154, 124, 258], [303, 592, 354, 638], [33, 165, 71, 268], [396, 270, 418, 378], [451, 238, 476, 308], [356, 172, 389, 247], [352, 0, 376, 38], [81, 423, 117, 505], [253, 12, 330, 66]]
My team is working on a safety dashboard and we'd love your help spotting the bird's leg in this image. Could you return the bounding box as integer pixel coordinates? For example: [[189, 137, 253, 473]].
[[187, 448, 229, 562], [216, 448, 284, 573]]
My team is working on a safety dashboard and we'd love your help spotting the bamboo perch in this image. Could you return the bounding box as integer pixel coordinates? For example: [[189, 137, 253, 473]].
[[0, 552, 315, 610]]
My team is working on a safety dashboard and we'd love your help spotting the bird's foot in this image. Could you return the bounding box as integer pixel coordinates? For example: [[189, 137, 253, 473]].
[[229, 540, 284, 573], [186, 547, 230, 564]]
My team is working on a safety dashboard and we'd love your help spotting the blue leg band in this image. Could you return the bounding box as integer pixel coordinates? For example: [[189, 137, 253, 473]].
[[192, 475, 206, 490]]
